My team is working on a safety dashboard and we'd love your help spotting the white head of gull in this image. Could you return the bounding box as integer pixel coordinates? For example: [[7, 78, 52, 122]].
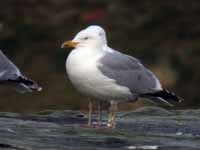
[[61, 25, 182, 128]]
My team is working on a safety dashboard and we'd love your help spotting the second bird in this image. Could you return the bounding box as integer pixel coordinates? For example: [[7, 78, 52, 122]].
[[0, 50, 42, 93]]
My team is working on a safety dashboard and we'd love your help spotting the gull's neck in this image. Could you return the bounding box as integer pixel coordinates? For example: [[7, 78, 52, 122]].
[[103, 45, 115, 53]]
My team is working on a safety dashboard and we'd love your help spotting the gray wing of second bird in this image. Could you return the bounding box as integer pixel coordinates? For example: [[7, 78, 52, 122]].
[[0, 49, 42, 92], [0, 50, 21, 81]]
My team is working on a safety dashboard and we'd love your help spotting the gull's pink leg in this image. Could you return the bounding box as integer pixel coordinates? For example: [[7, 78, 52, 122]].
[[87, 99, 93, 126], [107, 100, 118, 129], [96, 101, 103, 128], [80, 99, 94, 128]]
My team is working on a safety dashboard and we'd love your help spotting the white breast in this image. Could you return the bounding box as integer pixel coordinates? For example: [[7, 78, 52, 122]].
[[66, 48, 132, 101]]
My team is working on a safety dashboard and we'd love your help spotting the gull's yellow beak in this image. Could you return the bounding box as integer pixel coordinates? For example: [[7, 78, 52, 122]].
[[61, 40, 79, 48]]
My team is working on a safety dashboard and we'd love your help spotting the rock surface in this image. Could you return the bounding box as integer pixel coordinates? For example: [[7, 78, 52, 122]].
[[0, 107, 200, 150]]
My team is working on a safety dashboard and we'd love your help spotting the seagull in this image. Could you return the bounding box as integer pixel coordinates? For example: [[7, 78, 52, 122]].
[[0, 49, 42, 92], [61, 25, 182, 128]]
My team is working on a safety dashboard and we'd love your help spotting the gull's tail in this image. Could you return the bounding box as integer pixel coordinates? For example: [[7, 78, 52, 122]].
[[141, 89, 183, 106], [8, 75, 42, 92]]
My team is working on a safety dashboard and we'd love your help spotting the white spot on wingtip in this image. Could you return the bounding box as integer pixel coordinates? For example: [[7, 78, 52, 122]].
[[37, 87, 42, 92]]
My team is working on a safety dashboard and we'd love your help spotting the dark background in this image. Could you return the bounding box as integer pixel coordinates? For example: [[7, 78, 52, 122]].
[[0, 0, 199, 112]]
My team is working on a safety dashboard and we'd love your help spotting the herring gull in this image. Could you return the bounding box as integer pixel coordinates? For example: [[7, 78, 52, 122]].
[[0, 49, 42, 92], [61, 25, 182, 128]]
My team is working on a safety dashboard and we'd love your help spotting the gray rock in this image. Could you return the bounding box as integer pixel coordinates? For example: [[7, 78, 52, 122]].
[[0, 107, 200, 150]]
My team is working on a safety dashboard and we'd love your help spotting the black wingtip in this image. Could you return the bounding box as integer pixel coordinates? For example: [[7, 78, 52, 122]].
[[19, 76, 42, 92], [162, 89, 184, 103], [8, 76, 42, 92], [143, 89, 183, 103]]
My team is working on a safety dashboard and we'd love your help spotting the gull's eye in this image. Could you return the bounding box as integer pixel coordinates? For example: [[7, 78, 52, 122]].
[[83, 37, 89, 40]]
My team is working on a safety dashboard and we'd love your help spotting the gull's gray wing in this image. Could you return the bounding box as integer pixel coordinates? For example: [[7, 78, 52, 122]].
[[98, 51, 161, 95], [0, 50, 21, 81], [0, 50, 42, 92]]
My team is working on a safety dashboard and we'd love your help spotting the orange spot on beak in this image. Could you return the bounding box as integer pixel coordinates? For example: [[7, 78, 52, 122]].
[[61, 40, 79, 48]]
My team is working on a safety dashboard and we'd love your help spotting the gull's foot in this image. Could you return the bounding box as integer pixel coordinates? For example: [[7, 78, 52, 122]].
[[80, 124, 95, 128], [95, 122, 114, 129], [107, 123, 115, 129], [95, 125, 115, 130], [95, 124, 106, 129]]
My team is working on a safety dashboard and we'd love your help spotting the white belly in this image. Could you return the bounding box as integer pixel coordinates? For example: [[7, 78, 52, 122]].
[[66, 49, 132, 100]]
